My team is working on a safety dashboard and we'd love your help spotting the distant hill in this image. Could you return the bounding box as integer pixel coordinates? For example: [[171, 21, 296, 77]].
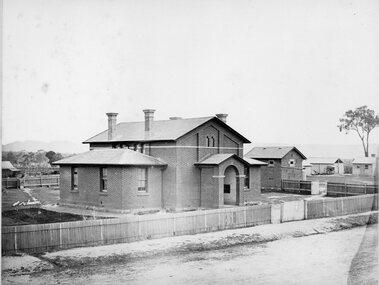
[[2, 140, 88, 154], [245, 143, 379, 159]]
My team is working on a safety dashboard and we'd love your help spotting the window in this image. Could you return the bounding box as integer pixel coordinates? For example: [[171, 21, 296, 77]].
[[100, 167, 108, 192], [244, 167, 249, 188], [71, 167, 78, 190], [289, 159, 295, 167], [224, 184, 231, 194], [206, 136, 210, 147], [138, 168, 148, 192], [211, 137, 215, 147], [365, 165, 369, 170], [356, 165, 360, 169], [268, 160, 275, 167]]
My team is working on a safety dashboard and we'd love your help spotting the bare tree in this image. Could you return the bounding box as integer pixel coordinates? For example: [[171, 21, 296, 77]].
[[338, 106, 379, 157]]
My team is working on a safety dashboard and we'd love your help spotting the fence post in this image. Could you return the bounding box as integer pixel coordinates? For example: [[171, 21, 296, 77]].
[[344, 183, 347, 197], [304, 199, 308, 220], [364, 184, 367, 194]]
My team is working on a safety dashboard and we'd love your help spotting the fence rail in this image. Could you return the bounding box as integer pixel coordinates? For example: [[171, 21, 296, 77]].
[[327, 182, 378, 197], [281, 180, 312, 194], [2, 175, 60, 189], [2, 205, 271, 255]]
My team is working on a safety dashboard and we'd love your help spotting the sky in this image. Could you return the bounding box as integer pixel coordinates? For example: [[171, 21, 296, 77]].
[[3, 0, 379, 147]]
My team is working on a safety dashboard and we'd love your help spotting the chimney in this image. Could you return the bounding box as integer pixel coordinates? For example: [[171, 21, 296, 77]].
[[106, 112, 118, 140], [143, 109, 155, 131], [216, 113, 228, 123], [169, 117, 182, 120]]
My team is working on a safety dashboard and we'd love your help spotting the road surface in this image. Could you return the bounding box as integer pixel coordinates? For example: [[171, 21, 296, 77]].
[[3, 224, 378, 285]]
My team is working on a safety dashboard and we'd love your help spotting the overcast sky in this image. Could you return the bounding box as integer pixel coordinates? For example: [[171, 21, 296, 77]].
[[3, 0, 379, 147]]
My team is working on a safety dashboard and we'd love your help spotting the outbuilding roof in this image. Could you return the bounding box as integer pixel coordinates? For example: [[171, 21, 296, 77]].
[[84, 116, 251, 144], [352, 157, 377, 165], [1, 161, 19, 171], [195, 154, 267, 166], [53, 149, 167, 166], [305, 157, 343, 165], [245, 146, 307, 160]]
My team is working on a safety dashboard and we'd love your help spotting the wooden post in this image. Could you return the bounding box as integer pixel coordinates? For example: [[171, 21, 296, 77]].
[[364, 184, 367, 194], [345, 183, 347, 197]]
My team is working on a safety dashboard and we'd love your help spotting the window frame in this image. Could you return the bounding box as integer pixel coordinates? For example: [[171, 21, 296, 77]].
[[244, 166, 250, 189], [289, 159, 295, 167], [100, 167, 108, 192], [268, 160, 275, 167], [71, 167, 78, 190], [137, 167, 148, 193]]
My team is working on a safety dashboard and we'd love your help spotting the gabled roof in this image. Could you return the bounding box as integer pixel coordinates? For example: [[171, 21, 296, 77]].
[[53, 149, 167, 166], [352, 157, 377, 165], [306, 157, 343, 165], [195, 153, 266, 166], [2, 161, 18, 170], [84, 117, 250, 144], [245, 146, 307, 160]]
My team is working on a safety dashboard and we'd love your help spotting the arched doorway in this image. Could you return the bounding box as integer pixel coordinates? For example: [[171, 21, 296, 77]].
[[224, 165, 239, 205]]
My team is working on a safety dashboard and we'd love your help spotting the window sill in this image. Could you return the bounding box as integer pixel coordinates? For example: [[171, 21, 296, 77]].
[[244, 187, 250, 192], [99, 192, 108, 196], [137, 192, 149, 196]]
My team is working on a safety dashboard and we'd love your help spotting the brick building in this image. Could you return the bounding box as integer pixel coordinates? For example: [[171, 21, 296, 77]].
[[55, 110, 266, 212], [245, 146, 306, 191]]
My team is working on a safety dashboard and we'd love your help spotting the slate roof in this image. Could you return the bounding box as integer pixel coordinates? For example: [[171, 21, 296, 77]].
[[195, 154, 266, 166], [245, 146, 307, 160], [352, 157, 377, 165], [305, 157, 343, 165], [84, 116, 250, 144], [1, 161, 18, 170], [53, 149, 167, 166]]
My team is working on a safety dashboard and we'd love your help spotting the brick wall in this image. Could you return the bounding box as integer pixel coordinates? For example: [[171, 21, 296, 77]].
[[59, 165, 162, 211], [259, 159, 282, 189], [281, 151, 303, 181]]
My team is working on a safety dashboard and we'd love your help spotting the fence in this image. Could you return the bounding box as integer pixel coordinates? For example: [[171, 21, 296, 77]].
[[281, 180, 312, 194], [1, 205, 271, 255], [18, 167, 60, 176], [2, 177, 19, 189], [2, 175, 60, 189], [327, 182, 378, 197], [306, 194, 378, 219]]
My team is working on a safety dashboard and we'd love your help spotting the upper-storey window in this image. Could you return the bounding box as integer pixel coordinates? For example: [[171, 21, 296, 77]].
[[268, 160, 275, 167], [206, 136, 216, 147], [289, 159, 295, 167]]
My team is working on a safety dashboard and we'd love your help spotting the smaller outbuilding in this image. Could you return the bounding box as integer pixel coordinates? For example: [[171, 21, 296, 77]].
[[2, 161, 20, 178], [352, 157, 377, 176], [305, 157, 344, 175], [245, 146, 307, 191]]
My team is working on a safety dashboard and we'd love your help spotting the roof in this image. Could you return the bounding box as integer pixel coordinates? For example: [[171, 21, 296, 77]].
[[1, 161, 19, 171], [53, 149, 167, 166], [352, 157, 377, 165], [305, 157, 343, 165], [195, 153, 267, 166], [245, 146, 307, 160], [84, 116, 250, 144]]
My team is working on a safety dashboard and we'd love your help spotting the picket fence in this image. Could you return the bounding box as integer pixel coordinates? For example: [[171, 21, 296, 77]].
[[2, 205, 271, 255], [2, 175, 60, 189]]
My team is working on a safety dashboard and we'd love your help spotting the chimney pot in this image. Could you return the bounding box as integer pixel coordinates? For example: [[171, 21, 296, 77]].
[[106, 113, 118, 140], [216, 113, 228, 123], [143, 109, 155, 131]]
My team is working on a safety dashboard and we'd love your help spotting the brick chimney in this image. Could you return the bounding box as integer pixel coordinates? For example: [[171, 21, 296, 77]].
[[216, 113, 228, 123], [106, 113, 118, 140], [143, 109, 155, 131]]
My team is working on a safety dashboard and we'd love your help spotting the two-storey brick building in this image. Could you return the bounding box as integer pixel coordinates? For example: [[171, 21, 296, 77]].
[[245, 146, 306, 191], [55, 110, 266, 212]]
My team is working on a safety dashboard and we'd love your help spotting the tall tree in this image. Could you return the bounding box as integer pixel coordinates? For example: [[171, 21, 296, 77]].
[[338, 106, 379, 157]]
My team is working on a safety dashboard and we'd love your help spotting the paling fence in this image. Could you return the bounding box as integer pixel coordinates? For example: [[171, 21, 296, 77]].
[[281, 180, 312, 194], [327, 182, 378, 197], [306, 194, 378, 219], [2, 205, 271, 255], [2, 175, 60, 189]]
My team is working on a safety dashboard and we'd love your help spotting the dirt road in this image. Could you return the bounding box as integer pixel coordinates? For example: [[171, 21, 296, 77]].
[[3, 223, 377, 285]]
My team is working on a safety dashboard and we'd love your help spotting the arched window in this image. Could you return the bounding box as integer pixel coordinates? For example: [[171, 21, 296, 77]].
[[206, 136, 210, 147], [211, 136, 215, 147]]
